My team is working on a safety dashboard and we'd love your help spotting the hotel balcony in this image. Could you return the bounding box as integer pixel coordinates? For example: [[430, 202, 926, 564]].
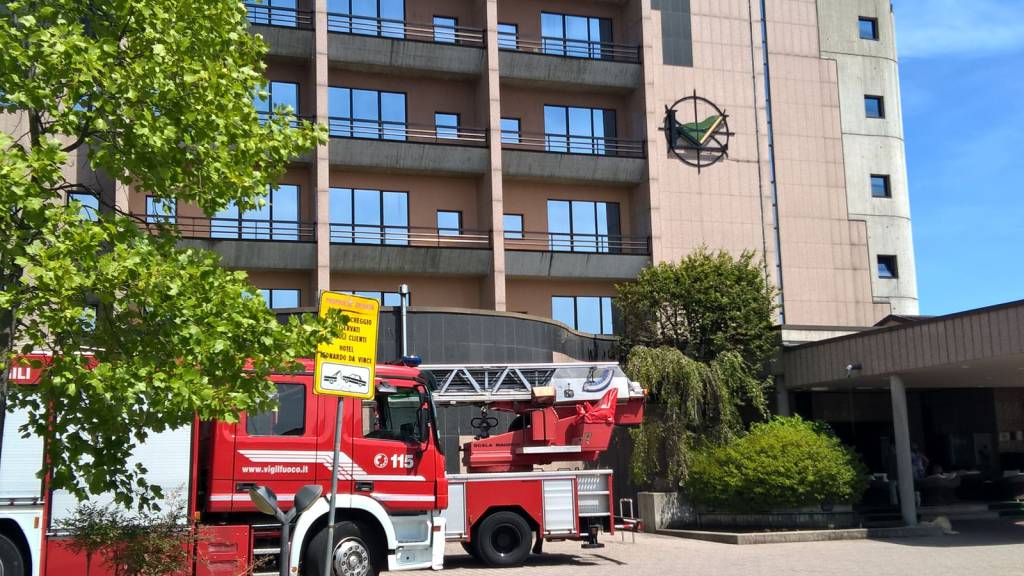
[[498, 35, 642, 93], [328, 119, 489, 176], [246, 3, 314, 61], [145, 216, 318, 270], [500, 131, 647, 185], [504, 231, 651, 280], [326, 13, 485, 79], [329, 224, 493, 276]]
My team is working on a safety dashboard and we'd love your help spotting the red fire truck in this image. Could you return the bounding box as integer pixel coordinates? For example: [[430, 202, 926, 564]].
[[0, 357, 644, 576]]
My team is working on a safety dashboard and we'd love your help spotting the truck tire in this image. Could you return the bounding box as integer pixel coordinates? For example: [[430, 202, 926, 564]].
[[305, 521, 378, 576], [474, 511, 532, 567], [0, 533, 26, 576], [460, 541, 482, 562]]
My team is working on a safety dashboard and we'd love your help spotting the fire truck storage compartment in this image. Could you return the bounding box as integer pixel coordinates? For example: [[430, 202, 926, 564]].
[[47, 423, 193, 527], [443, 470, 612, 540], [0, 406, 44, 501]]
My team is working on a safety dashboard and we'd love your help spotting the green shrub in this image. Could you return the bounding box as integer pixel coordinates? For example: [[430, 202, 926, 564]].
[[687, 416, 868, 513]]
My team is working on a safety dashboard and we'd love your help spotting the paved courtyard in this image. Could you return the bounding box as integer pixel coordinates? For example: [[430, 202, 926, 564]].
[[435, 520, 1024, 576]]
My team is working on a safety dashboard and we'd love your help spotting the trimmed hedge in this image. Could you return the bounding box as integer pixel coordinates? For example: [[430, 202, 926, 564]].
[[687, 416, 868, 513]]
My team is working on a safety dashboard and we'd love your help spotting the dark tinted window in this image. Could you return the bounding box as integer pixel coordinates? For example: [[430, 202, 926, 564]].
[[247, 383, 306, 436], [871, 175, 891, 198], [865, 96, 885, 119], [859, 17, 878, 40], [877, 255, 898, 279]]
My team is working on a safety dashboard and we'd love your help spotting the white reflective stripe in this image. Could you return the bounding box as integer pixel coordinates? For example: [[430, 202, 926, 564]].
[[371, 493, 435, 502], [210, 493, 295, 502], [237, 449, 424, 481]]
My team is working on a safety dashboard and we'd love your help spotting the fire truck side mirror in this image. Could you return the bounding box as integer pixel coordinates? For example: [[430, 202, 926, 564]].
[[293, 484, 323, 515], [249, 485, 285, 522]]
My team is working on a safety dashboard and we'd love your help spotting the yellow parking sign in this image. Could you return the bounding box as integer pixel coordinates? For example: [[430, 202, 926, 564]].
[[314, 291, 380, 399]]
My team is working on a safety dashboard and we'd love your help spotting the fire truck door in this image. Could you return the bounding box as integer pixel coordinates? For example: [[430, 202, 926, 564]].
[[230, 377, 319, 512], [349, 389, 437, 514]]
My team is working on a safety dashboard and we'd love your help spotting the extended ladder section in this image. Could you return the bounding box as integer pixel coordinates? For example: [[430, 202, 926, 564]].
[[421, 362, 645, 405]]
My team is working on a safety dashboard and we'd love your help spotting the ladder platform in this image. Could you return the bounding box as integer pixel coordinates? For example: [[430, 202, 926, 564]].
[[421, 362, 644, 405]]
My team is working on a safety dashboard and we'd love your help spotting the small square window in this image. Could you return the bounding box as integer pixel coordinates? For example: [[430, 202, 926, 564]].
[[865, 96, 885, 119], [877, 255, 898, 279], [68, 192, 99, 221], [435, 112, 459, 140], [498, 23, 518, 50], [437, 210, 462, 236], [871, 174, 891, 198], [501, 117, 521, 144], [504, 214, 524, 240], [261, 288, 300, 309], [146, 196, 176, 224], [433, 16, 457, 44], [859, 17, 879, 40]]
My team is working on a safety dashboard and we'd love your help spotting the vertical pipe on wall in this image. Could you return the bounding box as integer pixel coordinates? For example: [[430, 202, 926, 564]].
[[755, 0, 786, 324]]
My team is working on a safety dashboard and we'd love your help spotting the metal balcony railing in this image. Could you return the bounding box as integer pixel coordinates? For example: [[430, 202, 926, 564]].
[[328, 118, 488, 147], [140, 215, 315, 242], [330, 224, 491, 249], [326, 12, 485, 47], [499, 34, 640, 64], [245, 3, 314, 30], [501, 130, 645, 158], [505, 231, 651, 255]]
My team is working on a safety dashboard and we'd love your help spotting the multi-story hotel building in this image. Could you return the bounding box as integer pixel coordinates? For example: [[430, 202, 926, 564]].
[[94, 0, 923, 336]]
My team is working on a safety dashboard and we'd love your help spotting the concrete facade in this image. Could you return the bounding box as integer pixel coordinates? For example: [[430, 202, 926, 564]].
[[43, 0, 919, 336]]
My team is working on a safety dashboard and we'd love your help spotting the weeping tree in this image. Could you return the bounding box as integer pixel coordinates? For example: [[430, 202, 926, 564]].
[[617, 249, 777, 487]]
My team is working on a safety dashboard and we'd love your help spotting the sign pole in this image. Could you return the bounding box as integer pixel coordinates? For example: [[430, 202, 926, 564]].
[[323, 396, 343, 576]]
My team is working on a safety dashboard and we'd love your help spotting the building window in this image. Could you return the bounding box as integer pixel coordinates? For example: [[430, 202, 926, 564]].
[[329, 86, 406, 140], [877, 255, 898, 279], [213, 184, 300, 240], [437, 210, 462, 237], [547, 199, 620, 253], [433, 16, 457, 44], [342, 290, 405, 307], [146, 197, 176, 224], [260, 288, 301, 309], [328, 0, 405, 38], [435, 112, 459, 140], [859, 17, 879, 41], [330, 188, 408, 245], [504, 214, 524, 240], [497, 22, 518, 49], [255, 81, 299, 124], [541, 12, 613, 59], [501, 117, 521, 144], [68, 192, 99, 221], [247, 383, 305, 436], [871, 174, 891, 198], [544, 105, 616, 155], [552, 296, 614, 335], [247, 0, 300, 28], [865, 95, 885, 119]]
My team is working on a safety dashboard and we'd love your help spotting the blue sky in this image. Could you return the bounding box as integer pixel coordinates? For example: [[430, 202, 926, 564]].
[[894, 1, 1024, 315]]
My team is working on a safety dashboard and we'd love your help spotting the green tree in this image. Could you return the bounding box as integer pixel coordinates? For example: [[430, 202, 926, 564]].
[[618, 249, 777, 487], [0, 0, 342, 510]]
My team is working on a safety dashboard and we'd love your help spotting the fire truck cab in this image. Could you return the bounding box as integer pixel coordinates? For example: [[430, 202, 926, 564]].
[[200, 360, 448, 575]]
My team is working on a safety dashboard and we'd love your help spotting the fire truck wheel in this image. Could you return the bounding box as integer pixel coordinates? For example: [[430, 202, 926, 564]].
[[0, 533, 26, 576], [306, 521, 378, 576], [460, 541, 482, 563], [475, 511, 532, 567]]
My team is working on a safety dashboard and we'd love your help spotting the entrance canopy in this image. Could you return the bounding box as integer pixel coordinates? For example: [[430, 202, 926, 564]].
[[783, 299, 1024, 391]]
